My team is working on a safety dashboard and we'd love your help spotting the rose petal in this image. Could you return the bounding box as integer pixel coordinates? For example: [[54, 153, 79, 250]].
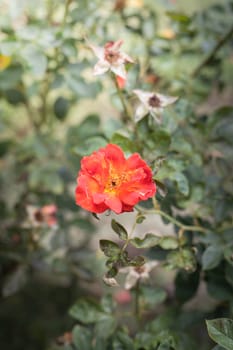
[[134, 104, 148, 122], [105, 195, 122, 214], [156, 93, 178, 107], [124, 270, 139, 290], [116, 75, 126, 89], [133, 89, 153, 106], [93, 60, 110, 75], [88, 43, 105, 60], [111, 64, 127, 80]]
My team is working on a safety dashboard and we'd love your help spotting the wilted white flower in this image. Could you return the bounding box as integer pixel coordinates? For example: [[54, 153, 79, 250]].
[[120, 260, 159, 290], [25, 204, 58, 228], [133, 89, 178, 123], [88, 39, 134, 87]]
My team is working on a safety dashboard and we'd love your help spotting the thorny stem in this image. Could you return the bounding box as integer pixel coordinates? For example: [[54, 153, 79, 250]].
[[136, 206, 209, 234], [192, 25, 233, 77]]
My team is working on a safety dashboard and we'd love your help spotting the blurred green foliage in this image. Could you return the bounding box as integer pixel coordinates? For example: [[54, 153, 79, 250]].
[[0, 0, 233, 349]]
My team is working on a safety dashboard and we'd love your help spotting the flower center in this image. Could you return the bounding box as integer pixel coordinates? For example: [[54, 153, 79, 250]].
[[105, 175, 122, 193], [134, 266, 146, 274], [148, 94, 160, 107], [104, 169, 130, 194], [34, 210, 43, 222], [104, 50, 121, 63]]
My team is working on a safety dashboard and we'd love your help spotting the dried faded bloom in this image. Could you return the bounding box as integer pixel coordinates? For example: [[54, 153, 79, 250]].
[[26, 204, 58, 228], [133, 89, 178, 123], [75, 144, 156, 214], [120, 261, 159, 289], [88, 39, 134, 88]]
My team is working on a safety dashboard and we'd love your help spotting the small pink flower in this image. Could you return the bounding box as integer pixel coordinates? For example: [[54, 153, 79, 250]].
[[88, 39, 134, 86], [133, 89, 178, 123], [120, 261, 159, 290]]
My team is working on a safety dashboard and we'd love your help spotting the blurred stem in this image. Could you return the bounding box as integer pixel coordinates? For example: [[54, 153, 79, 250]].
[[134, 280, 140, 321], [40, 77, 51, 127], [24, 99, 40, 132], [47, 0, 54, 23], [136, 206, 208, 234], [61, 0, 72, 30], [112, 73, 132, 122], [121, 215, 139, 253], [192, 25, 233, 77], [21, 83, 40, 132]]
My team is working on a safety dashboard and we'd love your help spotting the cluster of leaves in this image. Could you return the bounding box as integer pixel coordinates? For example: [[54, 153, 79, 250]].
[[0, 0, 233, 349]]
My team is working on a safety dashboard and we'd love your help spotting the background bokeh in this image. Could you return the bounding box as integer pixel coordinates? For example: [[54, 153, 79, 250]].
[[0, 0, 232, 349]]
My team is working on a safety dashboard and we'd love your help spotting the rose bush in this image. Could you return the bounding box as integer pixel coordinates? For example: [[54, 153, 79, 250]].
[[0, 1, 232, 350]]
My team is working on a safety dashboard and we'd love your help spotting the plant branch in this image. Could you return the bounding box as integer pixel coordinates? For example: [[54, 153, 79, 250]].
[[136, 206, 208, 234], [61, 0, 72, 31], [134, 280, 140, 320], [121, 216, 139, 253], [192, 25, 233, 77], [112, 74, 132, 122]]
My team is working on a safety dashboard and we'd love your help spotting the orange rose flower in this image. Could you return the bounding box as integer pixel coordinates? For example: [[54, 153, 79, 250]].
[[75, 144, 156, 214]]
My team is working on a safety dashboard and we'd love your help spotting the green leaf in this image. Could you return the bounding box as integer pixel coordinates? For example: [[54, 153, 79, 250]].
[[5, 89, 25, 105], [175, 268, 200, 303], [21, 44, 47, 77], [225, 263, 233, 288], [111, 132, 136, 153], [129, 255, 146, 267], [106, 266, 118, 278], [0, 140, 12, 157], [167, 248, 196, 272], [159, 236, 179, 250], [72, 325, 92, 350], [154, 179, 168, 198], [73, 136, 107, 156], [147, 129, 171, 156], [113, 331, 135, 350], [102, 118, 122, 139], [29, 169, 64, 194], [71, 114, 101, 140], [65, 73, 101, 98], [206, 318, 233, 350], [166, 11, 191, 23], [136, 215, 146, 224], [54, 96, 70, 120], [99, 240, 121, 258], [202, 245, 223, 270], [206, 267, 233, 301], [141, 286, 167, 308], [111, 219, 128, 240], [172, 172, 189, 196], [0, 65, 23, 90], [130, 234, 178, 250], [69, 299, 105, 324], [130, 233, 161, 248], [100, 294, 115, 313], [95, 316, 117, 339]]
